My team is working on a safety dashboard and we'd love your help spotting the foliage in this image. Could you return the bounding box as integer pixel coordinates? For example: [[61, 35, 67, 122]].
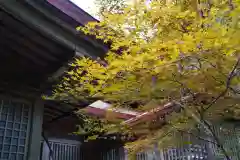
[[50, 0, 240, 158], [94, 0, 126, 16], [75, 114, 106, 136], [74, 110, 130, 140]]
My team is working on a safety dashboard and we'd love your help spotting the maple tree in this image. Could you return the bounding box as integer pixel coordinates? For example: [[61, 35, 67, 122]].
[[49, 0, 240, 159], [94, 0, 126, 16]]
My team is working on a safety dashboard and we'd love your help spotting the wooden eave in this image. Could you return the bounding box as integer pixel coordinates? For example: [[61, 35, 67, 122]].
[[0, 0, 108, 131]]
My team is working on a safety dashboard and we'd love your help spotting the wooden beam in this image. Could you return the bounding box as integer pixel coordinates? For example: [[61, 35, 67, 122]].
[[0, 24, 59, 62], [28, 99, 44, 160], [43, 111, 58, 118], [0, 0, 104, 58], [44, 104, 66, 114], [123, 95, 195, 126], [0, 81, 42, 100], [0, 35, 47, 66], [44, 109, 77, 126], [30, 0, 108, 53], [1, 10, 70, 57]]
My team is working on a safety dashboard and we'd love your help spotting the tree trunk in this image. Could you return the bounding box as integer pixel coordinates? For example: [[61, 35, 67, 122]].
[[202, 120, 231, 160]]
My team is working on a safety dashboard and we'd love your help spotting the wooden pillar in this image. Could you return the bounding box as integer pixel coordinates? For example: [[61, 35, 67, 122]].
[[159, 149, 165, 160], [27, 99, 44, 160], [153, 143, 161, 159], [124, 148, 128, 160]]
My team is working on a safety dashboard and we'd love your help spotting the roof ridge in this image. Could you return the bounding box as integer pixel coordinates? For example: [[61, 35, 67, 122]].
[[47, 0, 98, 26]]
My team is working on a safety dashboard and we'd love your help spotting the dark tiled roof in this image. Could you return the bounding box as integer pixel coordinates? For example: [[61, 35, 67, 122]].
[[47, 0, 98, 26]]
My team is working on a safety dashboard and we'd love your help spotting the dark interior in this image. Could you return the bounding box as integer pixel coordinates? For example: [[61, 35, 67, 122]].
[[0, 8, 74, 91]]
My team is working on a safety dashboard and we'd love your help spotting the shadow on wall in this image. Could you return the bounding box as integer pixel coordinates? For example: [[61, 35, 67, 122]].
[[81, 139, 124, 160]]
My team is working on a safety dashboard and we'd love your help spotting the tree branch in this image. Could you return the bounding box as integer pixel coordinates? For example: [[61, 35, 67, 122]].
[[211, 75, 240, 95], [203, 58, 240, 112], [170, 74, 205, 116], [201, 119, 231, 160], [172, 127, 219, 146], [179, 104, 232, 160], [229, 0, 234, 10]]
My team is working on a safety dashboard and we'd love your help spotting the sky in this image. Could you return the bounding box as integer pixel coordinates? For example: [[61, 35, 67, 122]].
[[70, 0, 98, 18]]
